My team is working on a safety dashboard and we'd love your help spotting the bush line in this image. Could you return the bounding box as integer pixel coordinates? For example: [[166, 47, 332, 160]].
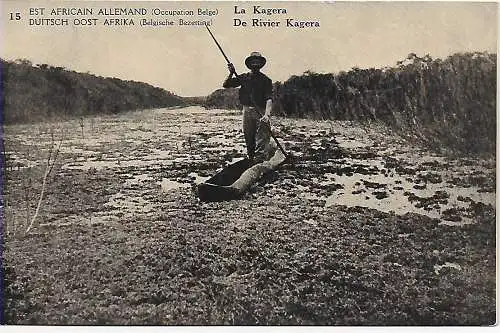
[[205, 52, 496, 155]]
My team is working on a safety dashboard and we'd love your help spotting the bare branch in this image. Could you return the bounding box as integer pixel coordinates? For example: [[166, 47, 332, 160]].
[[25, 129, 64, 234]]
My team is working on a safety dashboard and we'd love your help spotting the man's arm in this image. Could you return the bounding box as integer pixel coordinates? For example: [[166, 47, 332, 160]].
[[259, 99, 272, 124], [223, 75, 240, 88], [264, 99, 272, 117], [260, 78, 273, 123], [223, 63, 242, 88]]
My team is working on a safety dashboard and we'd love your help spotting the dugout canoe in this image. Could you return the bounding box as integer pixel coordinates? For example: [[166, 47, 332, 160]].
[[197, 149, 287, 202]]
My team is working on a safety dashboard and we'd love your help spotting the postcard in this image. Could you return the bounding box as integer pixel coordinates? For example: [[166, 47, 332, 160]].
[[0, 0, 496, 326]]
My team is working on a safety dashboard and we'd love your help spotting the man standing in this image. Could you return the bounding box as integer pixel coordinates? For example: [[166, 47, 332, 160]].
[[223, 52, 274, 164]]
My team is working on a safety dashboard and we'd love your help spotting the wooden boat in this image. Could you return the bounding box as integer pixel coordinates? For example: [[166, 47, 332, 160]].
[[197, 149, 287, 202]]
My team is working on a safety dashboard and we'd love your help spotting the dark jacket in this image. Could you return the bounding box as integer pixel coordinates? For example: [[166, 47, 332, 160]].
[[223, 71, 272, 108]]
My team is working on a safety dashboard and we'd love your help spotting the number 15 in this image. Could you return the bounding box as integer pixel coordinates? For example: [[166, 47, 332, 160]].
[[10, 12, 21, 20]]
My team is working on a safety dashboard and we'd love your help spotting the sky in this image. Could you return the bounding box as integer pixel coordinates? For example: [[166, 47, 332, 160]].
[[1, 1, 497, 96]]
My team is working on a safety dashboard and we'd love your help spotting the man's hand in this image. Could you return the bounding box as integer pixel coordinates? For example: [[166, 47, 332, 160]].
[[228, 63, 236, 75], [259, 114, 270, 125]]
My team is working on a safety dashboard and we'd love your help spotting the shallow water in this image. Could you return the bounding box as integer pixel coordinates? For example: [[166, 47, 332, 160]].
[[159, 179, 191, 192], [281, 119, 495, 225], [4, 106, 495, 228]]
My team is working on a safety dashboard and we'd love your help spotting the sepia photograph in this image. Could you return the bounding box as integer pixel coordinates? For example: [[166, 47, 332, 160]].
[[0, 0, 497, 326]]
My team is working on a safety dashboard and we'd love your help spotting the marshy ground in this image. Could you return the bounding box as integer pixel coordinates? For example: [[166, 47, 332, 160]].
[[2, 106, 496, 325]]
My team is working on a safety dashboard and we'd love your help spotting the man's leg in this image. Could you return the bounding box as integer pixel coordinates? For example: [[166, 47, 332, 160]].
[[243, 106, 257, 160]]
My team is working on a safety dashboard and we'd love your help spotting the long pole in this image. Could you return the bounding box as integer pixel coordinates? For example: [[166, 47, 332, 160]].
[[205, 24, 232, 65], [204, 24, 291, 160]]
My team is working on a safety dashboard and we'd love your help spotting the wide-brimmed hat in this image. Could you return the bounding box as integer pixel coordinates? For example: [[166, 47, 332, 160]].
[[245, 52, 266, 69]]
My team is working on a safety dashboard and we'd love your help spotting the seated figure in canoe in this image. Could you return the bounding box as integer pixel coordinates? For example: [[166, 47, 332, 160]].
[[223, 51, 276, 164]]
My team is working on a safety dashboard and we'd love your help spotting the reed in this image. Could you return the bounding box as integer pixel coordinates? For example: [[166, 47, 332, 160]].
[[273, 52, 496, 155]]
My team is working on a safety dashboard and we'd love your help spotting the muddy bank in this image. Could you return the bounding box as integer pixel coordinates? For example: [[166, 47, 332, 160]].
[[2, 107, 496, 325]]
